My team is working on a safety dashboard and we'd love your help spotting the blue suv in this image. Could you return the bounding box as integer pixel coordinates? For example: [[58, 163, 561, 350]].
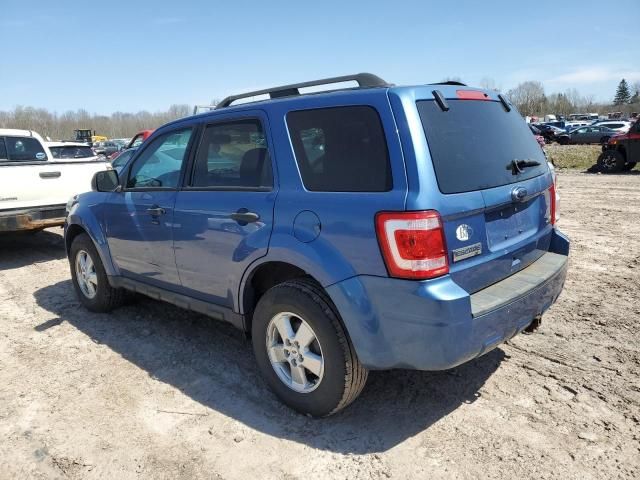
[[65, 74, 569, 416]]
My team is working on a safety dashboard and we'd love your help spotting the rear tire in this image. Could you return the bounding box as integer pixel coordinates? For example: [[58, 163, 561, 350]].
[[597, 150, 625, 173], [70, 233, 125, 312], [251, 278, 368, 417]]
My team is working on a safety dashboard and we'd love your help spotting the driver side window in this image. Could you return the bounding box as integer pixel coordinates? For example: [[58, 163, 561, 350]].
[[127, 129, 192, 189]]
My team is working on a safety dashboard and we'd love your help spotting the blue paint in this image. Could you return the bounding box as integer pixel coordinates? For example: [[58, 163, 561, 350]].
[[66, 81, 570, 372]]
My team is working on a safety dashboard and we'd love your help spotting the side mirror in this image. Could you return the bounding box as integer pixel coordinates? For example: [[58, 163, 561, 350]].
[[91, 169, 120, 192]]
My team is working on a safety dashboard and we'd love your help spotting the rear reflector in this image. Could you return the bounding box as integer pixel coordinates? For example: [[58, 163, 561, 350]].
[[375, 211, 449, 280], [550, 183, 559, 225], [456, 90, 490, 100]]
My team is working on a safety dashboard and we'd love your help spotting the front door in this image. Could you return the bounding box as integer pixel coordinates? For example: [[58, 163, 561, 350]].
[[173, 114, 276, 307], [105, 127, 194, 288]]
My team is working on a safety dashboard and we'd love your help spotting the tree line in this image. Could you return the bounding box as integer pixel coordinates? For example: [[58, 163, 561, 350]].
[[0, 104, 192, 141], [2, 79, 639, 139], [504, 79, 640, 117]]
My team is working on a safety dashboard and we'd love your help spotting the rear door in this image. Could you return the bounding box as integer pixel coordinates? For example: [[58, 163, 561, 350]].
[[406, 92, 553, 293], [172, 111, 276, 307]]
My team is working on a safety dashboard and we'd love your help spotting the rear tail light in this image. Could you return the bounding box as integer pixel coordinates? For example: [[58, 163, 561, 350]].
[[375, 211, 449, 280], [549, 180, 559, 226]]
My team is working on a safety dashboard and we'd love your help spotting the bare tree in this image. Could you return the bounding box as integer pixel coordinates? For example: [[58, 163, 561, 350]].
[[0, 104, 191, 140], [479, 77, 501, 92], [506, 81, 546, 116]]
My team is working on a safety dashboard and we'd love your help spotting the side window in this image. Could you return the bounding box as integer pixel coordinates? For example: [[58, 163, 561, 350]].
[[0, 138, 7, 160], [576, 128, 587, 134], [127, 129, 192, 189], [191, 119, 272, 188], [4, 136, 48, 161], [287, 106, 392, 192]]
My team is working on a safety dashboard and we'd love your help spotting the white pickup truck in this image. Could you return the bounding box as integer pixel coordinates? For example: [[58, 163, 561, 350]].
[[0, 129, 110, 232]]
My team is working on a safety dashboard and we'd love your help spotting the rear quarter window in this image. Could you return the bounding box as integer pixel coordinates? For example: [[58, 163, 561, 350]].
[[287, 106, 392, 192], [3, 136, 48, 162], [0, 138, 7, 160]]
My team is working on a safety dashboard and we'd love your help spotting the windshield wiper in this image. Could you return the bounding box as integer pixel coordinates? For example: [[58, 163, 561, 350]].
[[506, 159, 541, 175]]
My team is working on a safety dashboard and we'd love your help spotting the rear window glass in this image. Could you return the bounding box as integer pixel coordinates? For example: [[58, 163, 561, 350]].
[[49, 145, 95, 159], [191, 119, 272, 188], [287, 106, 392, 192], [3, 136, 48, 162], [417, 100, 547, 194]]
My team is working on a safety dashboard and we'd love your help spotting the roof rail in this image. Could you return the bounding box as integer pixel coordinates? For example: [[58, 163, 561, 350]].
[[192, 104, 217, 115], [429, 81, 467, 86], [216, 73, 391, 109]]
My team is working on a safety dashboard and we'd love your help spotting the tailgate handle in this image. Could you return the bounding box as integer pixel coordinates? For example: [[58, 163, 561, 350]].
[[40, 171, 61, 179]]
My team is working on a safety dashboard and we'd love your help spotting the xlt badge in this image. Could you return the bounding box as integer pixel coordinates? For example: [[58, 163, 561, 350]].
[[452, 242, 482, 262]]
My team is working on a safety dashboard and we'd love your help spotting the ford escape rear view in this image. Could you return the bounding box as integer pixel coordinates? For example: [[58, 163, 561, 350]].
[[65, 73, 569, 416]]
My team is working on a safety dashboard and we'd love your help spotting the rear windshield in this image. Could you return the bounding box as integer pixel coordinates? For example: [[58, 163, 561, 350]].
[[417, 100, 548, 194], [49, 145, 95, 159], [1, 136, 48, 162]]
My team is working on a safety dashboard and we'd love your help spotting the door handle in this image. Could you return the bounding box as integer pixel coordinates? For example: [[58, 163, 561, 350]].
[[40, 171, 61, 178], [230, 209, 260, 224], [146, 206, 166, 216]]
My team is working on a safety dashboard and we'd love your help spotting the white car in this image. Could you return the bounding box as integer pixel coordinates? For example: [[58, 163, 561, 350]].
[[46, 141, 100, 161], [0, 129, 110, 232], [591, 120, 632, 134]]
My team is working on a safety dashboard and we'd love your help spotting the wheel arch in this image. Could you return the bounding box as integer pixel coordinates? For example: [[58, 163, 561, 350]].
[[65, 212, 119, 277]]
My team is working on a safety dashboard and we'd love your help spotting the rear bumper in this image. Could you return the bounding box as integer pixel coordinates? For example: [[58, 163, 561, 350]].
[[327, 229, 570, 371], [0, 204, 67, 232]]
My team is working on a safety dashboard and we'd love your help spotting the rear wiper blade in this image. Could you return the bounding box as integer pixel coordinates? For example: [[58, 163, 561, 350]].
[[506, 159, 541, 175]]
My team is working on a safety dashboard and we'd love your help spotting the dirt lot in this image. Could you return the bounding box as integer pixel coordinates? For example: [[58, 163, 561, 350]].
[[1, 171, 638, 479]]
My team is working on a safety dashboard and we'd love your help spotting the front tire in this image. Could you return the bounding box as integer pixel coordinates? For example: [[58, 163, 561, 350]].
[[70, 233, 124, 312], [597, 150, 625, 173], [252, 279, 368, 417], [623, 162, 637, 171]]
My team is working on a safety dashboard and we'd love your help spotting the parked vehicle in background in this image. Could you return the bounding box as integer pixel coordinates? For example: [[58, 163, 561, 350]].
[[47, 142, 100, 160], [65, 74, 569, 416], [93, 141, 120, 158], [590, 120, 631, 134], [564, 121, 590, 131], [597, 120, 640, 172], [544, 120, 566, 130], [556, 126, 617, 145], [0, 129, 109, 232], [529, 124, 545, 147], [125, 129, 154, 149], [73, 129, 93, 144], [534, 124, 564, 143], [110, 147, 136, 173]]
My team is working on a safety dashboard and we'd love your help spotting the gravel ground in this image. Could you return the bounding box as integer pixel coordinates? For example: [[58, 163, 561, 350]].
[[0, 171, 638, 479]]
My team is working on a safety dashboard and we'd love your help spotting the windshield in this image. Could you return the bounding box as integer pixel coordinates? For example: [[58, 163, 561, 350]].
[[417, 99, 548, 194], [49, 145, 95, 159]]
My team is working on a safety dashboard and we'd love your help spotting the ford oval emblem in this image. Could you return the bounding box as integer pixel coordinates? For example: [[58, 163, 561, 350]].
[[511, 186, 527, 202], [456, 224, 473, 241]]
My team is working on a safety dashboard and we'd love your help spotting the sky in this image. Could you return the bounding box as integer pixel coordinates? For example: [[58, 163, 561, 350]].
[[1, 0, 639, 115]]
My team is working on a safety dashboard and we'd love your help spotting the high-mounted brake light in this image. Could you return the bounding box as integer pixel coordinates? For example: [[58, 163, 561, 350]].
[[456, 90, 490, 100], [375, 211, 449, 280]]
